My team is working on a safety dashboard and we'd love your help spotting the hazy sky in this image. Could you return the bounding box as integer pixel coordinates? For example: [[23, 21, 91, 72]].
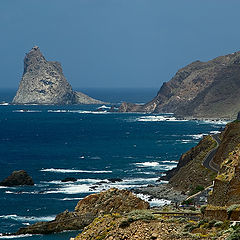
[[1, 0, 240, 89]]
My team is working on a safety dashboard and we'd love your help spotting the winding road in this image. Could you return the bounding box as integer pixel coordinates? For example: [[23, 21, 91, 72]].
[[202, 134, 221, 173]]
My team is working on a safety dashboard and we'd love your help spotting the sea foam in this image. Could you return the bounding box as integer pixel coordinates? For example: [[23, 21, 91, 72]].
[[40, 168, 112, 173]]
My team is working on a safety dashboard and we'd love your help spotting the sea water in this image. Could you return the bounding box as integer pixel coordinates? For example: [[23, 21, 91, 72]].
[[0, 89, 227, 239]]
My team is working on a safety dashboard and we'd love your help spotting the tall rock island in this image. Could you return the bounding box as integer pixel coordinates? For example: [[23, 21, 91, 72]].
[[13, 46, 104, 105], [119, 51, 240, 119]]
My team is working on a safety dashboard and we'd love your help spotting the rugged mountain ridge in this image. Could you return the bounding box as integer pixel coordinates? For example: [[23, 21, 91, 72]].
[[119, 51, 240, 119], [12, 46, 104, 105]]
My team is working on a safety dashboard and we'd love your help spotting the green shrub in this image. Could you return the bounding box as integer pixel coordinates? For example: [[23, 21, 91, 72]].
[[189, 185, 205, 196], [226, 226, 240, 240], [214, 221, 224, 228], [127, 210, 155, 221], [200, 205, 207, 215]]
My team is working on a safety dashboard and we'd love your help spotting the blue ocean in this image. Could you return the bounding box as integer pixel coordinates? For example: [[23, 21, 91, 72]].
[[0, 89, 227, 240]]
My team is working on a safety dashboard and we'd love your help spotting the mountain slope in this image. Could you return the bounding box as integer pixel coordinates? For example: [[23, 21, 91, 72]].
[[119, 51, 240, 119]]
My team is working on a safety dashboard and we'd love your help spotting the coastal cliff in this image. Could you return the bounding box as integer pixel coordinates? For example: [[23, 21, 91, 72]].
[[12, 46, 104, 105], [164, 135, 217, 192], [119, 51, 240, 119]]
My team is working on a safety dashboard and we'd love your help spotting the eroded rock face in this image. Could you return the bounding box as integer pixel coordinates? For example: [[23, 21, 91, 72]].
[[75, 188, 149, 215], [15, 188, 149, 235], [0, 170, 34, 187], [12, 46, 104, 105], [159, 135, 217, 192], [119, 51, 240, 119]]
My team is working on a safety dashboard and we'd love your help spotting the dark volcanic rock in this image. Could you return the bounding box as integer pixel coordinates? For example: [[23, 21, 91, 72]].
[[12, 46, 104, 105], [107, 178, 123, 183], [119, 51, 240, 119], [61, 177, 77, 182], [0, 170, 34, 187], [15, 188, 149, 235]]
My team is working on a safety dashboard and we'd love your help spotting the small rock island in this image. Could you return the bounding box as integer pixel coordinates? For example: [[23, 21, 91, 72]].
[[12, 46, 104, 105]]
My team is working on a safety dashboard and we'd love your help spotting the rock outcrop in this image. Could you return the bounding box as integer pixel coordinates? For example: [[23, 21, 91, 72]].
[[15, 188, 149, 235], [12, 46, 104, 105], [0, 170, 34, 187], [74, 212, 189, 240], [119, 51, 240, 119]]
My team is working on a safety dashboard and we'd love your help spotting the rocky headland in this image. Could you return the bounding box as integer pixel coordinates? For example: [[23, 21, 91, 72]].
[[12, 46, 104, 105], [119, 51, 240, 119], [15, 188, 149, 235]]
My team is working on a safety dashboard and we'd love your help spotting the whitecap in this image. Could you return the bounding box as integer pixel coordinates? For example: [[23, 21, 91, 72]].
[[0, 234, 33, 239], [61, 197, 83, 201], [135, 162, 160, 167], [45, 184, 91, 194], [186, 134, 204, 139], [210, 130, 221, 134], [136, 193, 171, 207], [135, 116, 188, 122], [0, 214, 55, 222], [201, 119, 229, 125], [97, 105, 111, 109], [40, 168, 112, 173]]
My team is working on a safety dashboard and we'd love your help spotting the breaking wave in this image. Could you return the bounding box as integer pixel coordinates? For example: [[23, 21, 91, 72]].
[[40, 168, 112, 174]]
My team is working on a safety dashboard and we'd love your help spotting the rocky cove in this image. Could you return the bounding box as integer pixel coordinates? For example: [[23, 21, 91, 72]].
[[1, 119, 240, 239]]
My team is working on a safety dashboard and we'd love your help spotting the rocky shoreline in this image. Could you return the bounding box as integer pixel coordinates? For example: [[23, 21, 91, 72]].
[[132, 183, 187, 203]]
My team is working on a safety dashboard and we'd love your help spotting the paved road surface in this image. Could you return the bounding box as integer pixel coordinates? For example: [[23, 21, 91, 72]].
[[202, 134, 221, 173]]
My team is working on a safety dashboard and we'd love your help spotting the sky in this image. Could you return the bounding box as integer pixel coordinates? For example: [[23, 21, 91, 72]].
[[1, 0, 240, 90]]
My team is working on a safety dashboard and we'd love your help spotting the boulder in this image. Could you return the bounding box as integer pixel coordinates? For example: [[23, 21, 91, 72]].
[[61, 177, 77, 182], [0, 170, 34, 187], [107, 178, 123, 183]]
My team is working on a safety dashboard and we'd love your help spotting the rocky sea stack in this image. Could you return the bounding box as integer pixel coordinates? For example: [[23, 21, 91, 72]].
[[0, 170, 34, 187], [12, 46, 104, 105], [119, 51, 240, 119]]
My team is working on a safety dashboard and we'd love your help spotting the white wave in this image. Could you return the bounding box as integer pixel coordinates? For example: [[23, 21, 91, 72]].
[[136, 193, 171, 206], [0, 103, 9, 106], [45, 184, 92, 194], [46, 178, 101, 184], [0, 234, 33, 239], [210, 130, 221, 134], [61, 197, 83, 201], [12, 110, 41, 113], [186, 134, 205, 140], [122, 178, 158, 183], [202, 119, 229, 125], [47, 110, 109, 114], [40, 168, 112, 173], [0, 214, 55, 222], [161, 160, 178, 164], [97, 105, 111, 109], [158, 164, 177, 170], [135, 116, 188, 122], [135, 162, 160, 167]]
